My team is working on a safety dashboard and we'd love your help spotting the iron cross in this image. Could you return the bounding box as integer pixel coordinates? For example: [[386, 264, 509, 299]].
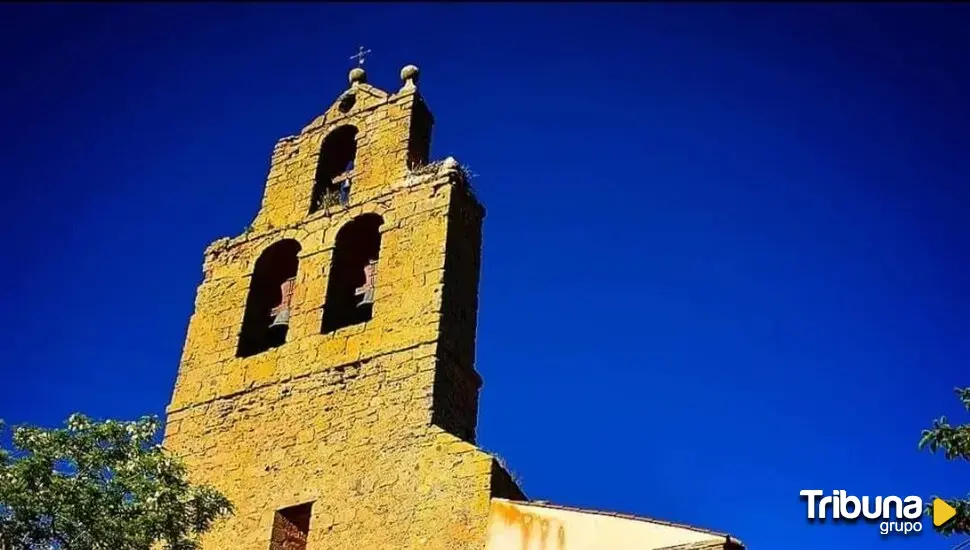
[[350, 46, 372, 67]]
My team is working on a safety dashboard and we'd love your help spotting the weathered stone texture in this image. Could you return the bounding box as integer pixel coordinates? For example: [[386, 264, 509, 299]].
[[163, 71, 520, 549]]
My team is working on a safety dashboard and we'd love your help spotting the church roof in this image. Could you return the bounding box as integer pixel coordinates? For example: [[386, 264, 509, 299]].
[[488, 498, 744, 550], [517, 499, 735, 538]]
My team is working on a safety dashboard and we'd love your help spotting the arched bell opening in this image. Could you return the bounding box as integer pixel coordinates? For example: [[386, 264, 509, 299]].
[[237, 239, 302, 358], [321, 214, 384, 334], [309, 125, 358, 214]]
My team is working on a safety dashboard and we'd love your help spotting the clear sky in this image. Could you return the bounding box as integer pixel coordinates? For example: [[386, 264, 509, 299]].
[[1, 4, 968, 549]]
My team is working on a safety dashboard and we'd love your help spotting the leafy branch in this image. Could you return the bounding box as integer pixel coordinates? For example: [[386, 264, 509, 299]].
[[919, 387, 970, 536], [0, 414, 232, 550]]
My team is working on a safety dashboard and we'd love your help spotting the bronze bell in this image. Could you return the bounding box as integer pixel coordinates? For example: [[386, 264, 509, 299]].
[[355, 260, 377, 306], [270, 278, 296, 327], [269, 306, 290, 328]]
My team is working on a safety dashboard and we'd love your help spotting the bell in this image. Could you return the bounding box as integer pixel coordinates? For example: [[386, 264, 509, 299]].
[[339, 179, 352, 206], [269, 306, 290, 328], [356, 288, 374, 306], [270, 277, 295, 327], [355, 261, 377, 306]]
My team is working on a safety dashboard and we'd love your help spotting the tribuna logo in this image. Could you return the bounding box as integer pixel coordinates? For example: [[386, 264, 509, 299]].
[[800, 490, 923, 536]]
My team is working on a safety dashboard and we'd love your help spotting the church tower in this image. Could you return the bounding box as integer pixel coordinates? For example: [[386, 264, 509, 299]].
[[163, 63, 524, 550]]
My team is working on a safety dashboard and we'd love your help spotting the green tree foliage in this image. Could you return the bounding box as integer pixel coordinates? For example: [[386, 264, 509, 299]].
[[919, 387, 970, 536], [0, 414, 232, 550]]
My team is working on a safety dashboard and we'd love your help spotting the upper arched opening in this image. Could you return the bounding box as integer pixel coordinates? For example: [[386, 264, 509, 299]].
[[309, 125, 358, 214]]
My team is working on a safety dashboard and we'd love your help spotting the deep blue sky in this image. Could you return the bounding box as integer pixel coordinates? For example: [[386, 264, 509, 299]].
[[2, 4, 969, 549]]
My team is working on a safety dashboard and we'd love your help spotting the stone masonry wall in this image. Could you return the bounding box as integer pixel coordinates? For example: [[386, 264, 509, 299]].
[[165, 343, 502, 549]]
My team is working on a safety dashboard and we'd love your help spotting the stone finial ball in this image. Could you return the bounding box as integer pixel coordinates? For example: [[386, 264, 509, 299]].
[[349, 67, 367, 84], [400, 64, 420, 84]]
